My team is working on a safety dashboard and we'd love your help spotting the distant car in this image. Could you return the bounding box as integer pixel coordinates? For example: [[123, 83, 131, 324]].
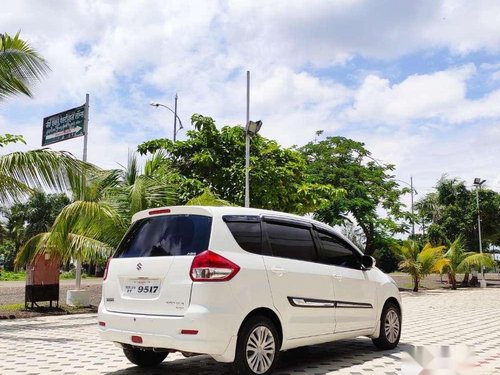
[[98, 206, 402, 375]]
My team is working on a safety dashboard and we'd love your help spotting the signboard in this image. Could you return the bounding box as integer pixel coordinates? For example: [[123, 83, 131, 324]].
[[42, 104, 86, 146]]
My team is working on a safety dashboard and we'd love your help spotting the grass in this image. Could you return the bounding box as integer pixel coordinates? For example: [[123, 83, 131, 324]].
[[0, 269, 99, 281], [0, 271, 26, 281], [0, 303, 24, 311], [0, 302, 97, 318]]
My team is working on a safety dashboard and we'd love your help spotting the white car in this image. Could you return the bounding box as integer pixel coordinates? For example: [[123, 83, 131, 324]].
[[98, 206, 402, 375]]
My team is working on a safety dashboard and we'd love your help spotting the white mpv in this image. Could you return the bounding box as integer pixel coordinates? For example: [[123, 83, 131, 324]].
[[98, 206, 402, 375]]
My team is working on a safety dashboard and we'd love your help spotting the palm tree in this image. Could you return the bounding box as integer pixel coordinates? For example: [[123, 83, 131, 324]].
[[109, 151, 177, 221], [434, 237, 496, 289], [15, 169, 127, 289], [16, 153, 178, 290], [394, 240, 445, 292], [0, 31, 49, 101]]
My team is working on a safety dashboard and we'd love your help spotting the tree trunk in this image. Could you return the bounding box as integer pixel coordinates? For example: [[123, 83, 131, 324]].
[[462, 272, 469, 286], [413, 275, 419, 292], [360, 221, 375, 256], [448, 271, 456, 290]]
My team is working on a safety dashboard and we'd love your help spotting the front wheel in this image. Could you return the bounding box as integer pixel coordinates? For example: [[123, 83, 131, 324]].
[[234, 316, 280, 375], [372, 302, 401, 350], [123, 345, 168, 367]]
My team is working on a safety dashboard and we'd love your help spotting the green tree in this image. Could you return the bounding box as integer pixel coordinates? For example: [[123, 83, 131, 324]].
[[138, 114, 339, 214], [0, 191, 69, 270], [298, 136, 409, 255], [0, 31, 49, 101], [393, 240, 445, 292], [0, 134, 25, 148], [416, 176, 500, 250]]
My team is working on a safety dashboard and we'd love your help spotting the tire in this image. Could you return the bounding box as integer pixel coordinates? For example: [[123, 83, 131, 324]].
[[234, 316, 280, 375], [123, 345, 168, 367], [372, 302, 401, 350]]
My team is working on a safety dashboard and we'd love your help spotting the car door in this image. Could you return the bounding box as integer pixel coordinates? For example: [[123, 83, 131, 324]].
[[262, 217, 335, 339], [314, 228, 377, 333]]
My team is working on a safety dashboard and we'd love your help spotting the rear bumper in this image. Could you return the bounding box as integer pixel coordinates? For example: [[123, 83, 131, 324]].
[[97, 302, 238, 362]]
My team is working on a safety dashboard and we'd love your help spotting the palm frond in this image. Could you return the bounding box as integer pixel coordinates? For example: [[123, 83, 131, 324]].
[[457, 253, 496, 273], [0, 31, 50, 100], [186, 188, 234, 207], [50, 200, 126, 247], [0, 173, 32, 201], [433, 258, 451, 273], [0, 149, 91, 201], [144, 150, 168, 177], [64, 233, 114, 263], [418, 244, 445, 274], [15, 232, 49, 266]]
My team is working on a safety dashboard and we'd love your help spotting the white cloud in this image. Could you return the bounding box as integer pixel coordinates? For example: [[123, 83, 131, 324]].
[[1, 0, 500, 203], [343, 65, 500, 125]]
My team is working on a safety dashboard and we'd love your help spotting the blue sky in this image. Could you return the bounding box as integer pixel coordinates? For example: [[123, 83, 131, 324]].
[[1, 0, 500, 204]]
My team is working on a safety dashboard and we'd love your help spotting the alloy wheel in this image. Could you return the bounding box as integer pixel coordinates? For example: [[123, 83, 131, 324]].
[[245, 325, 276, 374]]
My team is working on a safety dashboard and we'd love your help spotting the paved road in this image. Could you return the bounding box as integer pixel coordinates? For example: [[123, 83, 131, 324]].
[[0, 289, 499, 374]]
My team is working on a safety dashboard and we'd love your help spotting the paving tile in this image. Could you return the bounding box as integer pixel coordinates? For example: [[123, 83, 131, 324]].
[[0, 289, 499, 374]]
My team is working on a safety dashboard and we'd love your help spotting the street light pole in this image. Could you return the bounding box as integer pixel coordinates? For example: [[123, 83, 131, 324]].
[[243, 71, 262, 208], [410, 176, 415, 238], [173, 93, 178, 142], [245, 71, 250, 208], [150, 98, 184, 141], [474, 178, 487, 288]]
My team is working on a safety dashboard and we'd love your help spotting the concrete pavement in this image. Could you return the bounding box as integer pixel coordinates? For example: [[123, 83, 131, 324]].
[[0, 288, 499, 374]]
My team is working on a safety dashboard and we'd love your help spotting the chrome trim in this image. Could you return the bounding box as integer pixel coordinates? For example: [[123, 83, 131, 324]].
[[335, 300, 373, 309], [288, 297, 335, 308], [287, 296, 373, 309]]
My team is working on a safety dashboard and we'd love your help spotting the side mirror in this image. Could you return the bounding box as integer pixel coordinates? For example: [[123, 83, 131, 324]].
[[361, 255, 376, 270]]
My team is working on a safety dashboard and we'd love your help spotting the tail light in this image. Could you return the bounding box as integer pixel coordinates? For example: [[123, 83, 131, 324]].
[[190, 250, 240, 282], [103, 258, 112, 281]]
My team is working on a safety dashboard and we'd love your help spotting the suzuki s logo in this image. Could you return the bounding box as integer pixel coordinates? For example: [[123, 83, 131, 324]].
[[136, 262, 143, 271]]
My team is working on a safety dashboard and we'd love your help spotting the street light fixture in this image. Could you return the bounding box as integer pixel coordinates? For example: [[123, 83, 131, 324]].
[[473, 177, 487, 288], [150, 94, 184, 141], [245, 120, 262, 208]]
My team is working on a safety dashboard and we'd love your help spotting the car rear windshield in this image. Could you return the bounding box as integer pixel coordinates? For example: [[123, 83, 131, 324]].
[[114, 214, 212, 258]]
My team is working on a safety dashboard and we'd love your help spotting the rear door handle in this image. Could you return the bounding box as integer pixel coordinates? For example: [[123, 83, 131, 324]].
[[332, 274, 342, 281], [271, 267, 285, 276]]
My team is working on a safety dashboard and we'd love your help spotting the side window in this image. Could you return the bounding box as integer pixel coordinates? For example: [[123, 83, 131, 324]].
[[316, 230, 361, 269], [266, 222, 317, 262], [225, 221, 262, 255]]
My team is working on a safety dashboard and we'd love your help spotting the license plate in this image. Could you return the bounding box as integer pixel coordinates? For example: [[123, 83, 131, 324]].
[[123, 279, 161, 298]]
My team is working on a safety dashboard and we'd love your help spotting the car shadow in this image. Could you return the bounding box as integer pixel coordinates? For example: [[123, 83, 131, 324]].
[[104, 338, 411, 375]]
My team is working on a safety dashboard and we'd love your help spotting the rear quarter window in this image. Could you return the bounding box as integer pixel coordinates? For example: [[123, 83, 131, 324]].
[[114, 215, 212, 258], [223, 215, 262, 255]]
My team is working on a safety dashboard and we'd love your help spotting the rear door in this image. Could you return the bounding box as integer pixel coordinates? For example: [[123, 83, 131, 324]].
[[262, 217, 335, 339], [103, 212, 212, 316]]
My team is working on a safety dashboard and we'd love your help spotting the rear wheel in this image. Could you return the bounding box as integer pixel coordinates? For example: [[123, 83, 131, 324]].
[[123, 345, 168, 367], [372, 302, 401, 350], [235, 316, 280, 375]]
